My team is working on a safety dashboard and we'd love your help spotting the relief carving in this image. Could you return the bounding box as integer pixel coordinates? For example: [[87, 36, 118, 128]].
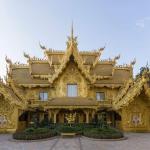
[[124, 102, 146, 128], [54, 63, 88, 97], [0, 97, 15, 128]]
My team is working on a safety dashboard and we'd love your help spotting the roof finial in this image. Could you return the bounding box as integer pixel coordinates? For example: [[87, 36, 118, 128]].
[[66, 22, 78, 48], [71, 21, 74, 39]]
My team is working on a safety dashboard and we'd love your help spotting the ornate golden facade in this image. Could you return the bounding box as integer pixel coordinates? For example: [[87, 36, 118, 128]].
[[0, 27, 150, 133]]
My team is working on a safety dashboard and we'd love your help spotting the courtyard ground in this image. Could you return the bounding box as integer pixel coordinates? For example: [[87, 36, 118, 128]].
[[0, 133, 150, 150]]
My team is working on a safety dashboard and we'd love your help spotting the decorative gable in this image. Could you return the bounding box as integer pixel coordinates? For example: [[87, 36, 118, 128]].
[[54, 60, 89, 97]]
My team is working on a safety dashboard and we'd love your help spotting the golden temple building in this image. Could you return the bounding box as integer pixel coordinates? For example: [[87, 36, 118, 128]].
[[0, 26, 150, 133]]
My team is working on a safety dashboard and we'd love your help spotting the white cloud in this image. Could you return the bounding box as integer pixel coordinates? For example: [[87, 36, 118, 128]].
[[136, 21, 145, 28], [136, 17, 150, 28]]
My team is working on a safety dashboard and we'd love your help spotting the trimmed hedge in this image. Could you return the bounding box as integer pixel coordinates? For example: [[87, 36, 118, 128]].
[[83, 127, 124, 139], [13, 128, 57, 140], [13, 124, 124, 140], [56, 125, 82, 134]]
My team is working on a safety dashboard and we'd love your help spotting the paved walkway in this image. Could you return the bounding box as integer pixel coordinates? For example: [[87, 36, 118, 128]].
[[0, 133, 150, 150]]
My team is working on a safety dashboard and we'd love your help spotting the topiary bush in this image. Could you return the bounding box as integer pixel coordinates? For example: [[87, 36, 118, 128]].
[[39, 118, 51, 128], [83, 127, 124, 139], [13, 127, 57, 140], [57, 125, 82, 134], [24, 127, 35, 133], [13, 123, 124, 140]]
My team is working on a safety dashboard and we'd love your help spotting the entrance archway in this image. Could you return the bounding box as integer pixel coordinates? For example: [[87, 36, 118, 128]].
[[94, 110, 122, 128], [18, 111, 28, 131]]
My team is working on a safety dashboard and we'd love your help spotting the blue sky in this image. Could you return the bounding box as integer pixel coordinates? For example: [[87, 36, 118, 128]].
[[0, 0, 150, 77]]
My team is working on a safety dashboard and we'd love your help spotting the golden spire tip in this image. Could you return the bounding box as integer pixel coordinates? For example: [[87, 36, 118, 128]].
[[71, 22, 74, 39]]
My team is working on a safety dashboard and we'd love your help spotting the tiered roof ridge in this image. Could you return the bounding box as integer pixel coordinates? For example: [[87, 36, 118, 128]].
[[113, 70, 150, 110]]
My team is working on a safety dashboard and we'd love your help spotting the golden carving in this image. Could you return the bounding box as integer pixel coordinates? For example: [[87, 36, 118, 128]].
[[39, 42, 47, 50], [5, 56, 12, 66], [113, 71, 149, 110], [130, 58, 136, 66], [54, 62, 89, 97], [23, 52, 30, 59], [0, 26, 149, 133], [65, 113, 76, 125], [122, 100, 147, 129], [0, 96, 15, 128], [114, 54, 120, 61], [92, 47, 105, 68]]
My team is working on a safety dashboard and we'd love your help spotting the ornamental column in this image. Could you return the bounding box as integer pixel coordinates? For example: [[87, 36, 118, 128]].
[[39, 113, 44, 122], [48, 110, 52, 121], [53, 110, 59, 124], [112, 111, 115, 127], [85, 111, 90, 123], [91, 110, 96, 121]]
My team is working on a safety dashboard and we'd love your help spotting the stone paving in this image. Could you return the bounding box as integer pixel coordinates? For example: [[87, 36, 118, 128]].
[[0, 133, 150, 150]]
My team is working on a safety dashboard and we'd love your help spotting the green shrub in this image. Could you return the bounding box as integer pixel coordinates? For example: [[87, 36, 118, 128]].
[[83, 127, 124, 139], [24, 127, 35, 133], [13, 124, 124, 140], [56, 125, 82, 134], [39, 118, 51, 128], [13, 128, 57, 140], [34, 128, 50, 134]]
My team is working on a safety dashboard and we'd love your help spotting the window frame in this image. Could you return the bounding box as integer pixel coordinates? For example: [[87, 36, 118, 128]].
[[96, 92, 105, 101], [39, 92, 48, 101], [67, 84, 78, 97]]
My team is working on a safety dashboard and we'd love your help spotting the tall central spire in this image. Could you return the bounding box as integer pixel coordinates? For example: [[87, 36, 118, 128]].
[[66, 22, 78, 49], [71, 22, 74, 40]]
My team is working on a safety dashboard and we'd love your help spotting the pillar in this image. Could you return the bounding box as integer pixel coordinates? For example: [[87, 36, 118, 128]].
[[54, 113, 57, 124], [112, 111, 115, 127], [85, 111, 89, 123], [39, 113, 44, 122], [53, 110, 59, 124], [48, 110, 52, 121], [91, 110, 96, 122]]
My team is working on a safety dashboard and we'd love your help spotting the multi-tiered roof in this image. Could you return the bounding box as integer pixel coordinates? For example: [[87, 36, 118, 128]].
[[0, 26, 149, 111], [5, 26, 135, 89]]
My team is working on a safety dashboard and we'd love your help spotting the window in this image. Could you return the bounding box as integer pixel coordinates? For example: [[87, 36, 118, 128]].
[[67, 84, 77, 97], [96, 92, 105, 101], [39, 92, 48, 101]]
